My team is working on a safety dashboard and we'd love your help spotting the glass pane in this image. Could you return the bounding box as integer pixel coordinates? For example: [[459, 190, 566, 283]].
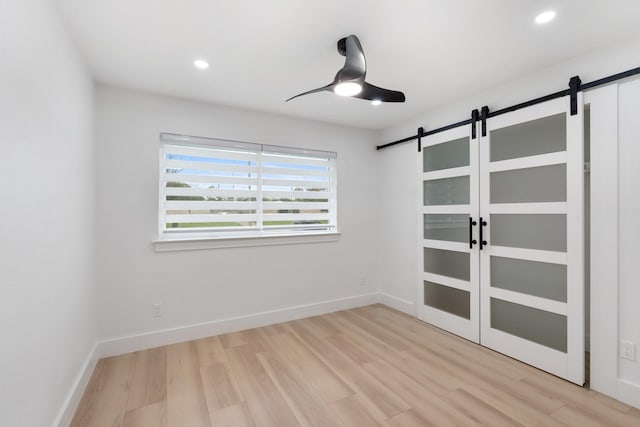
[[424, 281, 470, 319], [424, 214, 469, 242], [423, 176, 470, 206], [490, 164, 566, 204], [491, 298, 567, 352], [491, 256, 567, 302], [490, 113, 566, 162], [423, 137, 469, 172], [423, 248, 470, 281], [490, 214, 566, 252]]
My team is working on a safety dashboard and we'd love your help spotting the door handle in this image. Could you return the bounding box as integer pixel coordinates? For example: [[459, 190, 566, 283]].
[[469, 218, 477, 249], [479, 217, 488, 250]]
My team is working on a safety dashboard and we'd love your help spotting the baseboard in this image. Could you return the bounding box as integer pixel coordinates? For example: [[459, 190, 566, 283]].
[[96, 292, 379, 358], [53, 342, 99, 427], [378, 292, 416, 316], [617, 379, 640, 409]]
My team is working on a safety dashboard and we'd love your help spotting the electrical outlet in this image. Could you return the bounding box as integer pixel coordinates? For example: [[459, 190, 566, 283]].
[[359, 277, 366, 286], [152, 303, 162, 318], [620, 341, 636, 361]]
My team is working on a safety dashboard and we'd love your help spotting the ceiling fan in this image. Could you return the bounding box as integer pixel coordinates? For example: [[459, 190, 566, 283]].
[[286, 35, 406, 104]]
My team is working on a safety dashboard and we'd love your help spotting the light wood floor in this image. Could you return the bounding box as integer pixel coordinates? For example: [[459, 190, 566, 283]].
[[71, 305, 640, 426]]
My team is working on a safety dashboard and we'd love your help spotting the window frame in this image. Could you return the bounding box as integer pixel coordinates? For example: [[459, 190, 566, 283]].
[[156, 133, 338, 247]]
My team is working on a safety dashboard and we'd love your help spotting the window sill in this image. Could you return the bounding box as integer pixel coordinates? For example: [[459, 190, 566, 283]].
[[152, 231, 341, 252]]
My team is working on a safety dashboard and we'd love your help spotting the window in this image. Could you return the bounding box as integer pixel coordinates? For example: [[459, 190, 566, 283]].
[[158, 133, 337, 241]]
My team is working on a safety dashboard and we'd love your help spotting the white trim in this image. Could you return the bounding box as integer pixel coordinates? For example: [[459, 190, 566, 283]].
[[488, 245, 567, 265], [53, 342, 99, 427], [565, 92, 585, 385], [489, 287, 567, 316], [423, 272, 470, 292], [153, 231, 340, 252], [617, 380, 640, 409], [488, 202, 567, 214], [422, 239, 470, 253], [378, 293, 416, 316], [422, 205, 470, 214], [422, 166, 470, 181], [96, 293, 378, 358], [488, 151, 566, 173], [586, 84, 620, 397]]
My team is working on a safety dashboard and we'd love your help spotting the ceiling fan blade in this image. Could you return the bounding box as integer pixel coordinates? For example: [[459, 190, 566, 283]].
[[355, 81, 406, 103], [336, 35, 366, 82], [285, 83, 334, 102]]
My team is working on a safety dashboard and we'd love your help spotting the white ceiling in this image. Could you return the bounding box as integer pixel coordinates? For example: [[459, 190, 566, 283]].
[[56, 0, 640, 130]]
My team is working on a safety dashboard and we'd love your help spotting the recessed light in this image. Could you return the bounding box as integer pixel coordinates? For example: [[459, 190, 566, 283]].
[[334, 82, 362, 97], [535, 10, 556, 24], [371, 100, 382, 106], [193, 59, 209, 70]]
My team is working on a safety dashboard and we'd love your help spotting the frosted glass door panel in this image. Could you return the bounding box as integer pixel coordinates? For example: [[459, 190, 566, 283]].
[[423, 176, 470, 206], [491, 298, 567, 352], [424, 281, 470, 319], [423, 137, 470, 172], [490, 164, 567, 204], [490, 113, 566, 162], [423, 214, 469, 242], [423, 248, 470, 281], [491, 256, 567, 302], [490, 214, 567, 252]]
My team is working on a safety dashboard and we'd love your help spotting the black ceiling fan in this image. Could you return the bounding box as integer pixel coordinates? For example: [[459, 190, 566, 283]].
[[286, 35, 406, 104]]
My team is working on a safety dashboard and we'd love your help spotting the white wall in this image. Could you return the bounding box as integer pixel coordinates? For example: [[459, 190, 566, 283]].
[[94, 85, 379, 345], [0, 1, 97, 426], [376, 36, 640, 398]]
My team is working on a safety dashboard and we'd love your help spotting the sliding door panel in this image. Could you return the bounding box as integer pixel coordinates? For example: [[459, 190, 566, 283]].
[[418, 124, 479, 343], [480, 96, 584, 384]]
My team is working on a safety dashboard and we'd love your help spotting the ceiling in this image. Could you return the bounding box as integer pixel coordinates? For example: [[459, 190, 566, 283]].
[[56, 0, 640, 130]]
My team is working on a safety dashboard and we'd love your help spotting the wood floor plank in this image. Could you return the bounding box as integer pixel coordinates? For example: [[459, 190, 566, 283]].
[[209, 403, 256, 427], [121, 401, 166, 427], [591, 391, 633, 413], [328, 395, 384, 427], [72, 305, 640, 426], [194, 336, 227, 366], [362, 360, 480, 427], [337, 309, 414, 351], [257, 350, 344, 426], [551, 404, 616, 427], [522, 373, 640, 427], [268, 332, 354, 403], [288, 319, 409, 420], [70, 354, 136, 427], [126, 347, 167, 411], [200, 362, 244, 411], [404, 347, 566, 416], [166, 342, 211, 427], [442, 388, 523, 426], [387, 409, 436, 427], [224, 345, 299, 427]]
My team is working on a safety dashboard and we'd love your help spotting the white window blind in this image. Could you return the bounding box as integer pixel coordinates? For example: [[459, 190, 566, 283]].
[[159, 133, 337, 239]]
